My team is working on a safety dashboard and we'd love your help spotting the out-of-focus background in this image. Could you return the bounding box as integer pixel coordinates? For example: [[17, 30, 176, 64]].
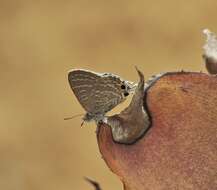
[[0, 1, 217, 189]]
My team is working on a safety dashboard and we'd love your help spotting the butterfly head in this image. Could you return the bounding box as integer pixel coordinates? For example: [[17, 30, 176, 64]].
[[83, 112, 105, 124]]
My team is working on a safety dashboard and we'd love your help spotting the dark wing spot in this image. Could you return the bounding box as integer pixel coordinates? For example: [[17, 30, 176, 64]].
[[124, 92, 129, 97], [121, 84, 126, 89]]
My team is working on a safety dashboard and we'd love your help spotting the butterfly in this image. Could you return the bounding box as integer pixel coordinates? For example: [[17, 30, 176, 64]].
[[67, 69, 137, 125]]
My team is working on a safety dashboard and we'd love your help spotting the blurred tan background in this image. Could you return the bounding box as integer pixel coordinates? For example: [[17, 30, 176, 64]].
[[0, 0, 217, 189]]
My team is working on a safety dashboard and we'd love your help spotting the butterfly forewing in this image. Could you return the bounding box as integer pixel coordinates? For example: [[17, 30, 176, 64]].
[[68, 70, 99, 113]]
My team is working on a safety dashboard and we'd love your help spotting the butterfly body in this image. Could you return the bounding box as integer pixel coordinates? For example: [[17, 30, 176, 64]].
[[68, 69, 136, 124]]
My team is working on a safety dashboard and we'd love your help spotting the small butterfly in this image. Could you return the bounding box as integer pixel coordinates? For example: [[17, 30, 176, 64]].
[[67, 69, 136, 125]]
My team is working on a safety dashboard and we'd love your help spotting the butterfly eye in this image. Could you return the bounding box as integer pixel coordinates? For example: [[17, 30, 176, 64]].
[[121, 84, 126, 89], [124, 92, 129, 97]]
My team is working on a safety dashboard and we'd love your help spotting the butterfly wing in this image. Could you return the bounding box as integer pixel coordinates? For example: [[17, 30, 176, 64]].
[[96, 74, 127, 113], [68, 69, 100, 113], [68, 69, 134, 115]]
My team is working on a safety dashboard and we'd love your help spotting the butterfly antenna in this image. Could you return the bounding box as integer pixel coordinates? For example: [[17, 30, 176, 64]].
[[64, 113, 84, 120]]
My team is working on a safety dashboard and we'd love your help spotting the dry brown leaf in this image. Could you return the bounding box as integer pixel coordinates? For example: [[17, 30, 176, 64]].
[[97, 72, 217, 190]]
